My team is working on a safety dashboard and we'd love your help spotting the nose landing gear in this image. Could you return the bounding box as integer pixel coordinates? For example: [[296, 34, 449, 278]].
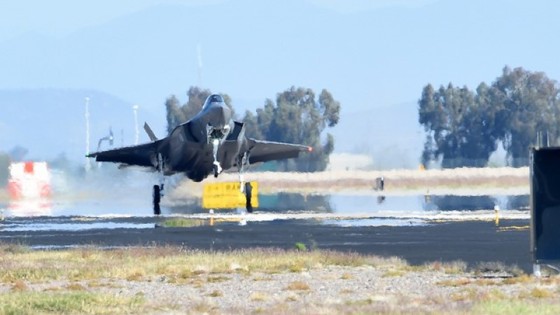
[[211, 138, 222, 178]]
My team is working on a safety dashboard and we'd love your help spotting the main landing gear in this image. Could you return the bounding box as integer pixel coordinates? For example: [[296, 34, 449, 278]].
[[244, 182, 253, 213], [237, 152, 253, 213], [153, 153, 165, 216], [153, 184, 162, 215]]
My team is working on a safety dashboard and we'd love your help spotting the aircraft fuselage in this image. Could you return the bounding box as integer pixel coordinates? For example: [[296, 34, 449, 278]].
[[159, 95, 245, 181]]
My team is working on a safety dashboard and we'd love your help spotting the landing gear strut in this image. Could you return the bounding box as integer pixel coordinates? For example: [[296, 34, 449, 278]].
[[211, 138, 222, 178], [153, 184, 161, 215], [244, 182, 253, 213], [153, 153, 165, 216], [237, 152, 253, 213], [212, 163, 220, 178]]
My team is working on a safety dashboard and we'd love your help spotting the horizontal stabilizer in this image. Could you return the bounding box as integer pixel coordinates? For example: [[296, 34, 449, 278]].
[[144, 122, 158, 141]]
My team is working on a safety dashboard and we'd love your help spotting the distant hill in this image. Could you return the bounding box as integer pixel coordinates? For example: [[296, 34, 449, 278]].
[[0, 89, 164, 163]]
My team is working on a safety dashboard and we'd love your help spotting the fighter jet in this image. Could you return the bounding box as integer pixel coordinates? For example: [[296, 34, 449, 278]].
[[87, 94, 311, 213]]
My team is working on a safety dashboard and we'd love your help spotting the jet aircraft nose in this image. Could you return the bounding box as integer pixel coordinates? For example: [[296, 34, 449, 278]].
[[208, 104, 232, 129]]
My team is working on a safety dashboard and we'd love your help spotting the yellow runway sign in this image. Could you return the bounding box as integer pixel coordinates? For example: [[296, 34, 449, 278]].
[[202, 182, 259, 209]]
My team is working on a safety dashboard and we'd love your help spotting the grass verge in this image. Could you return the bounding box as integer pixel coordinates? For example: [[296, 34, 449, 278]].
[[0, 291, 145, 315], [0, 245, 383, 284], [4, 244, 559, 314]]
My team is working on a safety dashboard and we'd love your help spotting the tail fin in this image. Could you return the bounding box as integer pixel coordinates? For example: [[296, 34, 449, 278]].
[[144, 122, 158, 142]]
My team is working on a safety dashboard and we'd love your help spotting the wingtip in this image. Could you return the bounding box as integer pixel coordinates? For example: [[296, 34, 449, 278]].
[[307, 146, 313, 152]]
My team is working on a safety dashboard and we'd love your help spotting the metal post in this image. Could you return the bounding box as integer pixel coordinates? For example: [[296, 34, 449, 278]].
[[85, 97, 91, 173], [133, 105, 139, 145]]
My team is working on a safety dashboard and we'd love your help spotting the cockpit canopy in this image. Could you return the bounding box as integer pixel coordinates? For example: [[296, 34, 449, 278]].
[[203, 94, 225, 109]]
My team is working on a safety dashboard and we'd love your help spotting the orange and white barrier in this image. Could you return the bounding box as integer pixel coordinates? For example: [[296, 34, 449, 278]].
[[7, 162, 51, 200]]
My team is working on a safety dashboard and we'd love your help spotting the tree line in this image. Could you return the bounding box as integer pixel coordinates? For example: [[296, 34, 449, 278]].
[[165, 86, 340, 172], [419, 66, 560, 168]]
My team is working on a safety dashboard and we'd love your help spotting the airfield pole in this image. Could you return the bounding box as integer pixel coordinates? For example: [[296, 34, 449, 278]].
[[85, 97, 91, 173], [133, 105, 139, 145]]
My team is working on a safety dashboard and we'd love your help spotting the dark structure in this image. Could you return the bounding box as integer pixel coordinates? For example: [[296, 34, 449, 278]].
[[530, 147, 560, 275]]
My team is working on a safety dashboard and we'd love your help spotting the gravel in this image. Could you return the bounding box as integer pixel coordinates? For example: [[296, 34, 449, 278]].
[[4, 265, 557, 314]]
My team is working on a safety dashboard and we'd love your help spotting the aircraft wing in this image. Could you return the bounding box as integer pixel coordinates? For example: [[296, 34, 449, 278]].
[[86, 141, 162, 168], [247, 139, 311, 164]]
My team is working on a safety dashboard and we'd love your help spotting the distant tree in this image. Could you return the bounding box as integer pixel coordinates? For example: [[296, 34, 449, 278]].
[[165, 95, 184, 134], [49, 153, 71, 170], [0, 153, 10, 186], [182, 86, 212, 120], [245, 87, 340, 172], [9, 146, 28, 162], [319, 89, 341, 127], [241, 110, 262, 140], [419, 66, 560, 168], [490, 66, 560, 166], [419, 83, 499, 168], [418, 84, 439, 166]]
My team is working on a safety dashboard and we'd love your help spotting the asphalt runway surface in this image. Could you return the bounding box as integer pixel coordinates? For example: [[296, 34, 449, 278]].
[[0, 215, 532, 272]]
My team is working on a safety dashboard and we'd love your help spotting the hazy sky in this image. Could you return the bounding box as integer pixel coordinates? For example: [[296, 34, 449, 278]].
[[1, 0, 559, 162], [2, 0, 558, 111], [0, 0, 438, 41], [0, 0, 209, 40]]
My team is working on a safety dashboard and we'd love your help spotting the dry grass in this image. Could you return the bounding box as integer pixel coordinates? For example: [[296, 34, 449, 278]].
[[437, 278, 472, 287], [250, 291, 269, 301], [65, 283, 87, 291], [208, 290, 223, 298], [471, 300, 560, 315], [0, 245, 375, 284], [285, 281, 311, 291], [382, 269, 405, 277], [0, 291, 145, 314], [11, 280, 28, 292], [4, 244, 560, 314], [340, 273, 353, 280], [535, 288, 555, 298], [426, 260, 468, 274]]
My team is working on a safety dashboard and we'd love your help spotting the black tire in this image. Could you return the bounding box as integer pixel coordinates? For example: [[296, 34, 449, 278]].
[[244, 182, 253, 213], [213, 165, 219, 178], [153, 185, 161, 215]]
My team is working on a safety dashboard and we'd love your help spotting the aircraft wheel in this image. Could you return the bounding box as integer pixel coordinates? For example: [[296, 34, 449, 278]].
[[244, 182, 253, 213], [213, 165, 219, 178], [153, 185, 161, 215]]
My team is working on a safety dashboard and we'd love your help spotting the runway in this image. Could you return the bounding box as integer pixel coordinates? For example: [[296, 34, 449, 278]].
[[0, 215, 531, 272], [0, 184, 533, 272]]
